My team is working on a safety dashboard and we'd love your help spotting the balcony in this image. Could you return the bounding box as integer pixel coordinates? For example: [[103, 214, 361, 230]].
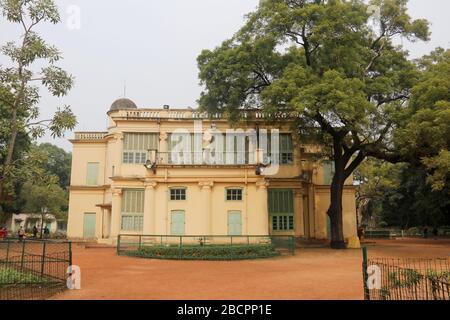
[[110, 109, 300, 121], [74, 132, 108, 141]]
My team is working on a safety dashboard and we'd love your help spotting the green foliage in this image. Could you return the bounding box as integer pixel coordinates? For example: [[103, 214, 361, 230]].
[[197, 0, 432, 245], [0, 0, 76, 211], [395, 49, 450, 191], [0, 267, 51, 284], [126, 244, 280, 261], [19, 180, 67, 218], [357, 161, 450, 228], [35, 143, 72, 189]]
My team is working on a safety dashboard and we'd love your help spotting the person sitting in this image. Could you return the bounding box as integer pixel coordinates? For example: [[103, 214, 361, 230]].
[[33, 226, 38, 238], [44, 226, 50, 238], [18, 226, 25, 241]]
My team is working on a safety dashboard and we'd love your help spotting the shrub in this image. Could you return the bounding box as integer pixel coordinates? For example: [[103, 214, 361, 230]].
[[124, 244, 280, 260]]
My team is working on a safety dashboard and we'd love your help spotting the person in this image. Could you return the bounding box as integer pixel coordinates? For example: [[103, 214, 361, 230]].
[[32, 225, 38, 238], [0, 227, 7, 239], [433, 227, 439, 239], [18, 226, 25, 241], [43, 226, 50, 238], [423, 226, 429, 239]]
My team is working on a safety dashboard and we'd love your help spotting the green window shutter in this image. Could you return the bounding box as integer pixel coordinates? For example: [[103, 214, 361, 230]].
[[228, 211, 242, 236], [86, 163, 99, 186], [123, 133, 158, 164], [323, 161, 335, 185], [121, 189, 144, 231], [268, 189, 294, 231], [171, 211, 185, 235]]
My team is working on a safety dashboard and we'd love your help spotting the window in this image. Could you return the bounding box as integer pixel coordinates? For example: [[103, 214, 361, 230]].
[[279, 134, 294, 164], [170, 188, 186, 201], [323, 161, 335, 185], [226, 188, 243, 201], [269, 189, 294, 231], [272, 215, 294, 231], [86, 162, 99, 186], [123, 133, 158, 164], [121, 189, 144, 231]]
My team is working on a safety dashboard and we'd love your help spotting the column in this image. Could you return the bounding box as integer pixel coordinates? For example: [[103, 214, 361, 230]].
[[199, 181, 214, 235], [256, 180, 269, 235], [308, 184, 316, 238], [111, 188, 122, 241], [159, 132, 168, 164], [143, 180, 157, 235], [294, 189, 304, 237], [113, 133, 123, 176]]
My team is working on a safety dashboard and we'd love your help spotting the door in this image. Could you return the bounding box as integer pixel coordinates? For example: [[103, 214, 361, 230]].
[[171, 211, 185, 235], [228, 211, 242, 236], [83, 213, 96, 239], [268, 189, 294, 233]]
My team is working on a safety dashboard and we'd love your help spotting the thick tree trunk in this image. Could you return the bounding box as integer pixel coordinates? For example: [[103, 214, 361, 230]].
[[328, 173, 347, 249]]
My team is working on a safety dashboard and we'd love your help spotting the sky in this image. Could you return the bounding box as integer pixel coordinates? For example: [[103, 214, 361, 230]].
[[1, 0, 449, 151]]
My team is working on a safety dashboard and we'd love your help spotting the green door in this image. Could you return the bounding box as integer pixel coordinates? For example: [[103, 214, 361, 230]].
[[171, 211, 185, 235], [83, 213, 96, 239], [228, 211, 242, 236], [268, 189, 294, 232]]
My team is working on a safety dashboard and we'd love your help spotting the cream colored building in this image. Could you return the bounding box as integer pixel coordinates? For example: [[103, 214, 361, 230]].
[[67, 99, 358, 245]]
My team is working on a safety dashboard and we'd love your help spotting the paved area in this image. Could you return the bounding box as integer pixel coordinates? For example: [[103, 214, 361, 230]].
[[54, 238, 450, 300]]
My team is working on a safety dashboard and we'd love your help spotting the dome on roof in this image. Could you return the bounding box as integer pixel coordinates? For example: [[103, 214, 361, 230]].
[[109, 98, 138, 111]]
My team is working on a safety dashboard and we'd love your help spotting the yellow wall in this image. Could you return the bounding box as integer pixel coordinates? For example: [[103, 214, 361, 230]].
[[67, 108, 358, 244]]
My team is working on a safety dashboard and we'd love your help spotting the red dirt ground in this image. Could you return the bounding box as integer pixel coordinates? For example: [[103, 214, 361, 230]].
[[53, 238, 450, 300]]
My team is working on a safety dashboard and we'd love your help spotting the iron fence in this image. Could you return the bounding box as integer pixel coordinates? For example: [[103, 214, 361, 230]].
[[0, 239, 72, 300], [117, 235, 295, 260], [362, 248, 449, 300]]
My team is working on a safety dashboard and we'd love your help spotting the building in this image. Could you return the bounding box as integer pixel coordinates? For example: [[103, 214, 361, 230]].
[[7, 213, 67, 235], [67, 98, 358, 245]]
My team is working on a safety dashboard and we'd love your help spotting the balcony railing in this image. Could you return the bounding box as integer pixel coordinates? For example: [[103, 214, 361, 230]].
[[74, 132, 108, 141], [112, 109, 300, 120], [130, 151, 293, 166]]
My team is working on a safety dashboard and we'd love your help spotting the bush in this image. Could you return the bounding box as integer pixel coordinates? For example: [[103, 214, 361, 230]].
[[124, 244, 280, 260]]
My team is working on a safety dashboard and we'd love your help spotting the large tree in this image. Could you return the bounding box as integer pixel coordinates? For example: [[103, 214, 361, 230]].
[[197, 0, 430, 248], [0, 0, 77, 214]]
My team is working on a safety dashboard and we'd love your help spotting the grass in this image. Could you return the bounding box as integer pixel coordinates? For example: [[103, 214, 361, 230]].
[[0, 267, 51, 285], [123, 244, 281, 260]]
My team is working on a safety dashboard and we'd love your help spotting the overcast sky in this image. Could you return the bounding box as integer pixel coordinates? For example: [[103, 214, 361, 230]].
[[1, 0, 449, 151]]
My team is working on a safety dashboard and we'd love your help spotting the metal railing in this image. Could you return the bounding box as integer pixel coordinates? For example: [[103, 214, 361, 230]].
[[117, 235, 295, 260], [0, 239, 72, 300], [362, 248, 449, 300]]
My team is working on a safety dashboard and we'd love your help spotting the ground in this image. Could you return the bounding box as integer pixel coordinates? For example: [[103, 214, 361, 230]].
[[53, 238, 450, 300]]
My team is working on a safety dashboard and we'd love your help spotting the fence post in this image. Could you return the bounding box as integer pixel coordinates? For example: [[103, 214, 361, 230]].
[[20, 240, 26, 270], [68, 241, 73, 266], [362, 247, 370, 300], [5, 240, 10, 264], [117, 235, 121, 255], [179, 236, 183, 260], [138, 235, 142, 251], [41, 241, 47, 277], [290, 236, 295, 255]]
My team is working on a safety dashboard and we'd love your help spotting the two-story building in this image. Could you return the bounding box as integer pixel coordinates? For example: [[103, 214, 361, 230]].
[[67, 98, 358, 245]]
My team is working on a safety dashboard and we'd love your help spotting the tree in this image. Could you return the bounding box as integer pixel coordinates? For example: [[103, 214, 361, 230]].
[[197, 0, 430, 248], [36, 143, 72, 189], [395, 48, 450, 191], [357, 162, 450, 229], [0, 0, 77, 213], [20, 179, 67, 238]]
